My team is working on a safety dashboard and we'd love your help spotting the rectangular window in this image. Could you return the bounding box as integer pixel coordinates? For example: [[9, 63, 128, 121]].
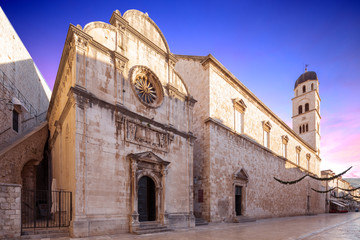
[[296, 152, 300, 165], [264, 130, 269, 148], [235, 110, 242, 133], [307, 159, 310, 170], [282, 143, 287, 158], [12, 110, 19, 132]]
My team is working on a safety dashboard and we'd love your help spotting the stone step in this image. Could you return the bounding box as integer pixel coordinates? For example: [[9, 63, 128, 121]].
[[134, 222, 172, 234], [235, 216, 256, 223], [21, 228, 69, 239], [195, 217, 209, 226], [134, 227, 172, 235]]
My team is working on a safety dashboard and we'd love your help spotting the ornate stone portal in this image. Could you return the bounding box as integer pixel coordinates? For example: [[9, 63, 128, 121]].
[[128, 152, 170, 232]]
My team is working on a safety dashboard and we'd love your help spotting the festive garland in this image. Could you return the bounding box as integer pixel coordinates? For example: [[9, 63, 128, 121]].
[[307, 167, 352, 181], [337, 186, 360, 192], [310, 188, 360, 200], [349, 193, 360, 199], [274, 167, 352, 185], [311, 187, 336, 193], [274, 175, 307, 185]]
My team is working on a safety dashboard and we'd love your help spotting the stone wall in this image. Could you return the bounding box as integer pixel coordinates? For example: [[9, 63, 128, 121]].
[[176, 55, 321, 177], [0, 7, 50, 149], [205, 120, 325, 221], [0, 183, 21, 240]]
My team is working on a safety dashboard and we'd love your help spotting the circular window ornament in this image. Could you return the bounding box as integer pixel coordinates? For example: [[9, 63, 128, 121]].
[[130, 66, 164, 108]]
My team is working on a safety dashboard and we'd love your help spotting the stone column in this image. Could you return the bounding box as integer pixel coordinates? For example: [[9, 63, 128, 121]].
[[129, 159, 139, 232], [160, 166, 168, 225]]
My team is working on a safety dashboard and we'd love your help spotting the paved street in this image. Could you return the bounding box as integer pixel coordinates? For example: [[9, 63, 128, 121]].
[[51, 213, 360, 240]]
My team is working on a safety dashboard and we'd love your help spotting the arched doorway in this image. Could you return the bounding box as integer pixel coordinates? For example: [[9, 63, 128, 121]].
[[138, 176, 156, 222]]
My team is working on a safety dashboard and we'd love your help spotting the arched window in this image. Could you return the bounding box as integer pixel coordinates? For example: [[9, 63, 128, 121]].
[[299, 126, 302, 134], [303, 85, 306, 93], [298, 105, 303, 114], [302, 125, 305, 133], [306, 124, 308, 132], [311, 83, 314, 90], [305, 103, 309, 112]]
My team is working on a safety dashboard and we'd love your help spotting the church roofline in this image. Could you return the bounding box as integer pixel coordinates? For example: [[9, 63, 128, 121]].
[[176, 54, 317, 153]]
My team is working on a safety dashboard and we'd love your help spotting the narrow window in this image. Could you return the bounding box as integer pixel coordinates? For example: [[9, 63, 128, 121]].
[[311, 83, 314, 90], [296, 152, 300, 165], [298, 105, 303, 114], [296, 90, 298, 97], [264, 130, 269, 148], [282, 142, 287, 158], [302, 125, 305, 133], [303, 85, 306, 93], [307, 159, 310, 170], [12, 110, 19, 132], [306, 124, 308, 132], [296, 146, 301, 165], [305, 103, 309, 112], [235, 110, 242, 133], [299, 126, 302, 134]]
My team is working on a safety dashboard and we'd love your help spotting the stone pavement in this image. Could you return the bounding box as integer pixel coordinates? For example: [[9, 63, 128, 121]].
[[45, 213, 360, 240]]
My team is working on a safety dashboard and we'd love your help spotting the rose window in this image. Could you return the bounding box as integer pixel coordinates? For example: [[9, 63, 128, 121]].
[[130, 66, 163, 108], [134, 75, 157, 104]]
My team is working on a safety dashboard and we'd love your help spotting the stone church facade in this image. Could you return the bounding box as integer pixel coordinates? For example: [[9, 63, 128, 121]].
[[47, 10, 196, 237]]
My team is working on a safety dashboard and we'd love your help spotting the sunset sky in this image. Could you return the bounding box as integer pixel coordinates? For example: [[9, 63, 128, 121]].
[[2, 0, 359, 177]]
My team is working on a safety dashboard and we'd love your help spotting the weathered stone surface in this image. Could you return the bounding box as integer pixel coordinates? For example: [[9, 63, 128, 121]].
[[175, 55, 325, 222], [0, 7, 50, 150], [48, 10, 195, 237], [0, 183, 21, 240]]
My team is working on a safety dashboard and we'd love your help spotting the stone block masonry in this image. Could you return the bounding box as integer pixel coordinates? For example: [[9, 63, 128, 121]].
[[0, 183, 21, 240]]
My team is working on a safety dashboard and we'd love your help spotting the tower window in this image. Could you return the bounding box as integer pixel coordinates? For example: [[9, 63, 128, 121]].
[[13, 110, 19, 132], [311, 83, 314, 90], [298, 105, 303, 114], [306, 124, 308, 132], [299, 126, 302, 134], [305, 103, 309, 112], [303, 85, 306, 93], [302, 125, 305, 133]]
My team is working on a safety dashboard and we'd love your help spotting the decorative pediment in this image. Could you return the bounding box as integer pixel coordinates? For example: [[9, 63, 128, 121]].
[[262, 120, 272, 132], [128, 151, 170, 166], [233, 98, 247, 113], [234, 168, 249, 182], [282, 135, 289, 144]]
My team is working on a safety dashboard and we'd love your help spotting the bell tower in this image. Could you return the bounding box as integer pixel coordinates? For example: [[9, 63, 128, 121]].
[[292, 67, 321, 153]]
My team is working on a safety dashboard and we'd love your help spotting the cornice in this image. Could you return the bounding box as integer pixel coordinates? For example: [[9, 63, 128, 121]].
[[70, 85, 195, 140], [198, 54, 317, 153], [292, 109, 321, 119], [47, 24, 93, 120], [291, 89, 321, 102], [110, 10, 176, 66], [204, 117, 320, 176]]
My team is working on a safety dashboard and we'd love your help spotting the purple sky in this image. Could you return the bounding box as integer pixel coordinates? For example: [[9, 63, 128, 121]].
[[2, 0, 360, 177]]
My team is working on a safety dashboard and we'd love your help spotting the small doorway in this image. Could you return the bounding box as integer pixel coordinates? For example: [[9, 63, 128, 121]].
[[235, 186, 242, 216], [138, 176, 156, 222]]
